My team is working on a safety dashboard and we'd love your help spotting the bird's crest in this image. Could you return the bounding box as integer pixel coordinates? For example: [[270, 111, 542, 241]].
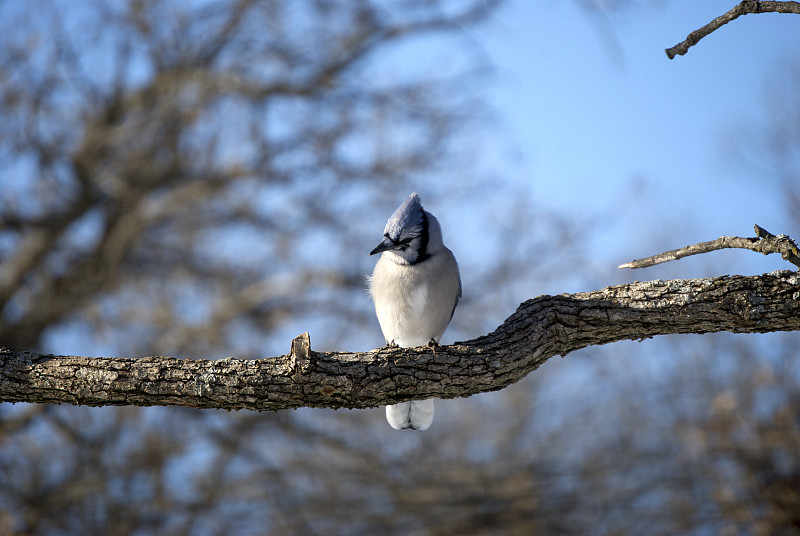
[[385, 192, 424, 238]]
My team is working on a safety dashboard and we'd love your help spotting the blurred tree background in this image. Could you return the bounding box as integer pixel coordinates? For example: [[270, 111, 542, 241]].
[[1, 0, 799, 534]]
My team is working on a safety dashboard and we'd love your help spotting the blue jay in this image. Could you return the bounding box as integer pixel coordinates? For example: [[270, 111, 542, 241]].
[[368, 192, 461, 430]]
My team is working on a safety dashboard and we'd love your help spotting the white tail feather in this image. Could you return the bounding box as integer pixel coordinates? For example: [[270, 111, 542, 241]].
[[385, 400, 435, 431]]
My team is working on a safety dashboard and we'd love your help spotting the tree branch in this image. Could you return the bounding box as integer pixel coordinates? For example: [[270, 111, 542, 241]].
[[618, 225, 800, 270], [666, 1, 800, 59], [3, 271, 800, 411]]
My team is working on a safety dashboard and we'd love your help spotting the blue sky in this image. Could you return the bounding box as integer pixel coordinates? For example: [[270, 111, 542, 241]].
[[476, 0, 800, 282], [425, 0, 800, 440], [284, 0, 800, 354], [14, 0, 800, 358]]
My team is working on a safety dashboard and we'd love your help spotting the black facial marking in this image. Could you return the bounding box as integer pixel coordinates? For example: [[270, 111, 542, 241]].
[[417, 211, 430, 263]]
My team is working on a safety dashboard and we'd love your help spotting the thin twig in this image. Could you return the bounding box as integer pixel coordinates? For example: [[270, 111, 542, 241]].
[[666, 1, 800, 60], [619, 225, 800, 270]]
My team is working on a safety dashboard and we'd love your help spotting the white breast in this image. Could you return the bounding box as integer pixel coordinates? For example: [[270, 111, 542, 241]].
[[369, 249, 459, 348], [408, 283, 428, 319]]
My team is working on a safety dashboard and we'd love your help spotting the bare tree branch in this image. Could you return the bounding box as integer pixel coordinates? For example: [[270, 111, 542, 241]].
[[666, 1, 800, 59], [619, 225, 800, 269], [3, 271, 800, 410]]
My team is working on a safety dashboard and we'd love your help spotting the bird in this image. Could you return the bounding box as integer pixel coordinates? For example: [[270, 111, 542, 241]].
[[367, 192, 461, 430]]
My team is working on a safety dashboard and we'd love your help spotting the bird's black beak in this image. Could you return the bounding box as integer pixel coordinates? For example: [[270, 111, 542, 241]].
[[370, 238, 394, 256]]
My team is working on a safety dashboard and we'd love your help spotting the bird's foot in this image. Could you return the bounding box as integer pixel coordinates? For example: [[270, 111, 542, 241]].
[[386, 340, 399, 348], [427, 338, 440, 354]]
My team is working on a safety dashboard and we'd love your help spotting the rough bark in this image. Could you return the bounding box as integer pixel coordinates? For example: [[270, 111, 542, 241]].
[[2, 271, 799, 411], [666, 1, 800, 59]]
